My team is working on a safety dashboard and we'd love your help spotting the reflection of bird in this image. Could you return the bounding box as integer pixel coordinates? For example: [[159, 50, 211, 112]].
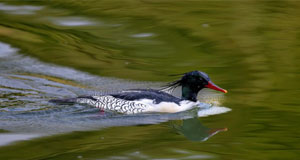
[[50, 71, 227, 114], [173, 117, 227, 141]]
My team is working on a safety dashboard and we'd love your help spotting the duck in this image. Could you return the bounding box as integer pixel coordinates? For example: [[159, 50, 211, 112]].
[[49, 71, 227, 114]]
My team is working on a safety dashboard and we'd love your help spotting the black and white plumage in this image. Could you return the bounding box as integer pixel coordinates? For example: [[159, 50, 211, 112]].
[[50, 71, 227, 114]]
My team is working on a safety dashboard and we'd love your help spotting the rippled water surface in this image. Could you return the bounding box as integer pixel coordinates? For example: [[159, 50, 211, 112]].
[[0, 1, 300, 160]]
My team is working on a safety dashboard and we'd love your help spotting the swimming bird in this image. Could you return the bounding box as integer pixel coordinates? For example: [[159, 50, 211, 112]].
[[49, 71, 227, 114]]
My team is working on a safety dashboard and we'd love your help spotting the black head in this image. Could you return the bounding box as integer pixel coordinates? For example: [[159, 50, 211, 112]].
[[165, 71, 227, 101]]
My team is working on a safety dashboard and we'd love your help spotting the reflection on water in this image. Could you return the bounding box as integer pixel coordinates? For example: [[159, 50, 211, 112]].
[[0, 134, 40, 146], [172, 117, 227, 142], [0, 3, 43, 15], [130, 33, 155, 38], [48, 16, 97, 27], [0, 0, 300, 160]]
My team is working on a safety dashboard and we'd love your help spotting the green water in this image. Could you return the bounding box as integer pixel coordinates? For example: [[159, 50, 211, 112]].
[[0, 0, 300, 160]]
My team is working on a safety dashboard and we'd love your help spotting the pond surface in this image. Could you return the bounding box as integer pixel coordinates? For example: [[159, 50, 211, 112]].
[[0, 1, 300, 160]]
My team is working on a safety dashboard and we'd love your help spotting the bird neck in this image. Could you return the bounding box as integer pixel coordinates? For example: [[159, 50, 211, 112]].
[[181, 85, 199, 102]]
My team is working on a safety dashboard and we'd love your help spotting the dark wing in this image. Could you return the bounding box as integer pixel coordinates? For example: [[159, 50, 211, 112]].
[[109, 89, 182, 104]]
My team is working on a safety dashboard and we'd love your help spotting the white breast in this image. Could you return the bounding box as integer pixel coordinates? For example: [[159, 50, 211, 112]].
[[138, 99, 198, 113]]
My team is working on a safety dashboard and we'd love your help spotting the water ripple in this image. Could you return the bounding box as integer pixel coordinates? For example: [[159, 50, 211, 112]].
[[0, 3, 43, 15], [48, 16, 98, 27]]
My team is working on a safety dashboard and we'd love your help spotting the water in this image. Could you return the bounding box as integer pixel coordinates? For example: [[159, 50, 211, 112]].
[[0, 1, 299, 160]]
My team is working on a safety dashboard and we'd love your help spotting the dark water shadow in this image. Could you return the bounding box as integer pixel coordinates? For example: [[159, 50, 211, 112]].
[[171, 117, 227, 142]]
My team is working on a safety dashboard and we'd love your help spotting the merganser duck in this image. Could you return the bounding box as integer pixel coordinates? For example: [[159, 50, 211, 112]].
[[50, 71, 227, 114]]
